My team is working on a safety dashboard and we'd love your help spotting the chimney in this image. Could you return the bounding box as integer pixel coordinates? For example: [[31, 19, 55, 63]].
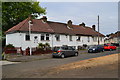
[[92, 25, 96, 31], [41, 16, 47, 23], [28, 15, 33, 24], [67, 20, 72, 29], [79, 22, 85, 27]]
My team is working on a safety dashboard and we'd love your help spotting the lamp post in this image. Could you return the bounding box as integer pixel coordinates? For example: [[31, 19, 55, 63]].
[[28, 20, 32, 56]]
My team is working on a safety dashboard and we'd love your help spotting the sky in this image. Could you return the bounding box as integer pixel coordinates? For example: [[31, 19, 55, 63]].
[[38, 2, 118, 35]]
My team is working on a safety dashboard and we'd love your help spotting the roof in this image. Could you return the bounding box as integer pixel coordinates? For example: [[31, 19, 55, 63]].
[[6, 18, 105, 37], [110, 31, 120, 38], [6, 18, 54, 33]]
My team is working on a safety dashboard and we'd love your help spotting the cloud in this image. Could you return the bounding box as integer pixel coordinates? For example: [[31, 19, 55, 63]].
[[39, 2, 118, 35]]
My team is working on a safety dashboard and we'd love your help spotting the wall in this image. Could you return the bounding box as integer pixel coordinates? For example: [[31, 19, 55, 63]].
[[6, 32, 105, 50]]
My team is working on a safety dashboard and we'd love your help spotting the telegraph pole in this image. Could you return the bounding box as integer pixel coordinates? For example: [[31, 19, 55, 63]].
[[28, 17, 32, 56], [98, 15, 100, 45]]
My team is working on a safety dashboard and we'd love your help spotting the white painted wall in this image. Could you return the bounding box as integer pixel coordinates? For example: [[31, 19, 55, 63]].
[[6, 32, 105, 50]]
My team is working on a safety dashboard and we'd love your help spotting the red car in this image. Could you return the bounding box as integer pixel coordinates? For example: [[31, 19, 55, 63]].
[[104, 44, 117, 51]]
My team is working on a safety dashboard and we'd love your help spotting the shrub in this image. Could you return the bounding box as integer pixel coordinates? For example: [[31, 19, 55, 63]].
[[38, 43, 45, 49], [38, 43, 51, 50], [5, 44, 15, 48], [45, 43, 50, 47]]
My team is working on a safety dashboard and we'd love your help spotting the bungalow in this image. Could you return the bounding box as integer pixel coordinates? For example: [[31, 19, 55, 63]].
[[6, 16, 105, 50], [104, 31, 120, 44]]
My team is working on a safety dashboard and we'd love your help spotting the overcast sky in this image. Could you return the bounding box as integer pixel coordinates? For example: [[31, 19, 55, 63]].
[[39, 2, 118, 35]]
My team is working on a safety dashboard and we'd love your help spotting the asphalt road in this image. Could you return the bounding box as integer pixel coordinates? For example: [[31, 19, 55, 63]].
[[2, 49, 119, 78]]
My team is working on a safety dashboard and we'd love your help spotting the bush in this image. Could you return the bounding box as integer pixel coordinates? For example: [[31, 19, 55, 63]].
[[38, 43, 51, 50], [45, 43, 50, 47], [5, 44, 15, 48], [38, 43, 45, 49]]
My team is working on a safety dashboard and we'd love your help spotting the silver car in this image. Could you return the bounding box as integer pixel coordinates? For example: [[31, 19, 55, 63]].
[[52, 46, 78, 58]]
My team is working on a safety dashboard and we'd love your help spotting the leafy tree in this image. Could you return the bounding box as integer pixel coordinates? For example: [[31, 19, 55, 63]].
[[2, 2, 46, 32]]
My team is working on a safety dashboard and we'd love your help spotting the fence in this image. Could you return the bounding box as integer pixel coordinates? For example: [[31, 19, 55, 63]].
[[4, 47, 53, 55], [4, 47, 23, 54]]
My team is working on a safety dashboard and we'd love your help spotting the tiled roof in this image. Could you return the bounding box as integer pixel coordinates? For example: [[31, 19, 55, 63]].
[[6, 18, 105, 37], [6, 18, 54, 33], [110, 31, 120, 38]]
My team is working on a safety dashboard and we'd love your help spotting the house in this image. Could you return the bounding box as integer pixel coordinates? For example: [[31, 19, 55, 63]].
[[6, 16, 105, 50], [104, 31, 120, 44]]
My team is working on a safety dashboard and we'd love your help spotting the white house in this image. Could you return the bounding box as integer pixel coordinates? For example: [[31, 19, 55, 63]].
[[104, 31, 120, 44], [6, 16, 105, 50]]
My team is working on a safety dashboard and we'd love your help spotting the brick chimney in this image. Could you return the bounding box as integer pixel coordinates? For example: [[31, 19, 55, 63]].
[[79, 22, 85, 27], [41, 16, 47, 23], [67, 20, 72, 29], [92, 25, 96, 31]]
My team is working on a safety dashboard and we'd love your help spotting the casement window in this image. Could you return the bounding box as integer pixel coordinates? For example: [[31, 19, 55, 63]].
[[41, 34, 50, 41], [69, 35, 72, 41], [55, 35, 60, 41], [88, 36, 90, 42], [77, 36, 81, 41], [41, 34, 45, 41], [92, 37, 94, 41], [93, 37, 97, 42], [100, 37, 102, 41], [25, 34, 30, 41], [46, 34, 49, 40]]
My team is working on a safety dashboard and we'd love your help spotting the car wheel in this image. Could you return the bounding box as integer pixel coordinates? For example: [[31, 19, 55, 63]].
[[75, 52, 78, 56], [61, 54, 65, 58]]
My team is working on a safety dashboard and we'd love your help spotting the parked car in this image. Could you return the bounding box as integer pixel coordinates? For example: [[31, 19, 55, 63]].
[[52, 46, 78, 58], [111, 43, 119, 47], [88, 45, 104, 53], [104, 44, 117, 51]]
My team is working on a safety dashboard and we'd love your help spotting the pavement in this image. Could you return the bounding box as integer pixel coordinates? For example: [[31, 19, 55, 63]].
[[0, 61, 20, 66], [5, 53, 52, 62], [2, 50, 87, 62]]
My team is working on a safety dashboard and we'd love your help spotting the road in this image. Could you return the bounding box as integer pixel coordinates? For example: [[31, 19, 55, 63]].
[[2, 50, 118, 78]]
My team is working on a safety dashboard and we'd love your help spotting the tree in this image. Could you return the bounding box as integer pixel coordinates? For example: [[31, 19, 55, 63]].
[[2, 2, 46, 32]]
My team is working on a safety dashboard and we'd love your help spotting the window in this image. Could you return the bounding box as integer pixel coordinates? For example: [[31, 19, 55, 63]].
[[55, 35, 60, 41], [100, 37, 102, 41], [25, 34, 30, 41], [93, 37, 95, 41], [41, 34, 45, 40], [93, 37, 97, 42], [69, 35, 72, 41], [68, 46, 74, 50], [77, 36, 81, 41], [88, 36, 90, 42], [34, 36, 38, 43], [46, 34, 49, 40]]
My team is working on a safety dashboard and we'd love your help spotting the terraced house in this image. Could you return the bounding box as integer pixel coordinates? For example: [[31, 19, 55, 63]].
[[6, 16, 105, 50]]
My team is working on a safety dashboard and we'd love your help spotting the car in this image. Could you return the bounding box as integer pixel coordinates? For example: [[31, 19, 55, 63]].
[[52, 46, 78, 58], [111, 43, 119, 47], [88, 45, 104, 53], [104, 44, 117, 51]]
